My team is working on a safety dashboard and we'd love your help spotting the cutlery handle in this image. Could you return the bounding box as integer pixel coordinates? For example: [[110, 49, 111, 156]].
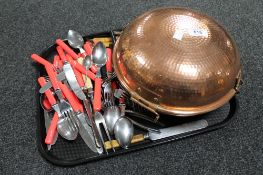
[[90, 65, 98, 74], [31, 54, 51, 67], [104, 134, 145, 150], [119, 97, 125, 104], [53, 55, 63, 69], [45, 64, 60, 90], [58, 82, 83, 112], [106, 48, 113, 73], [84, 41, 92, 55], [45, 112, 59, 145], [38, 77, 56, 106], [111, 81, 118, 90], [42, 97, 52, 110], [65, 54, 85, 88], [56, 39, 78, 59], [56, 46, 67, 62], [93, 77, 102, 111]]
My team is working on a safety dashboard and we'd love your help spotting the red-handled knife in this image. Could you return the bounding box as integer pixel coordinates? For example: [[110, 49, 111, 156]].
[[32, 54, 61, 92], [56, 39, 79, 59], [65, 54, 85, 88], [56, 46, 67, 62], [84, 41, 92, 55], [93, 77, 102, 111], [38, 77, 59, 146], [58, 81, 83, 112], [53, 55, 63, 70], [106, 48, 113, 76]]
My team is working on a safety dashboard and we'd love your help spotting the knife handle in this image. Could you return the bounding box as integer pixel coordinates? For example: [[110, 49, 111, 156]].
[[66, 54, 85, 88], [93, 77, 102, 111], [84, 41, 92, 55], [38, 77, 57, 106], [90, 65, 98, 74], [42, 97, 52, 110], [31, 54, 51, 67], [53, 55, 63, 69], [104, 134, 145, 150], [112, 81, 118, 90], [67, 58, 96, 81], [56, 39, 79, 59], [56, 46, 67, 62], [106, 48, 113, 73], [45, 112, 59, 145], [119, 96, 125, 104], [45, 64, 60, 90], [58, 82, 83, 112]]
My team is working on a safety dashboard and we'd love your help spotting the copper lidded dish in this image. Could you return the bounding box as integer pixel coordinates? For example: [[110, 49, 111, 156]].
[[113, 7, 242, 117]]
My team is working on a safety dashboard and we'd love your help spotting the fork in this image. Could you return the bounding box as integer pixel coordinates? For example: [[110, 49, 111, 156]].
[[43, 75, 79, 136], [32, 54, 79, 140], [38, 77, 78, 141], [43, 66, 79, 136], [58, 82, 80, 132], [94, 112, 115, 153], [45, 61, 79, 135], [103, 82, 114, 107], [102, 72, 116, 87], [58, 98, 79, 132]]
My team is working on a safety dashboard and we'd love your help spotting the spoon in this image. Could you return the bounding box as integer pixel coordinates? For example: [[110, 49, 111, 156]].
[[104, 106, 121, 134], [114, 117, 134, 149], [103, 83, 121, 134], [57, 116, 78, 140], [92, 42, 107, 111], [67, 30, 85, 53], [83, 55, 92, 69]]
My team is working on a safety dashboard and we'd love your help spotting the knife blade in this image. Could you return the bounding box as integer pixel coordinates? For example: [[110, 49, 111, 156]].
[[104, 119, 208, 150], [76, 112, 100, 153], [63, 62, 86, 100], [147, 119, 208, 140], [82, 99, 104, 154]]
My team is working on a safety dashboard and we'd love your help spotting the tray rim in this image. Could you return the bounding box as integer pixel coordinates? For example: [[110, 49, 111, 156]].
[[33, 31, 239, 166]]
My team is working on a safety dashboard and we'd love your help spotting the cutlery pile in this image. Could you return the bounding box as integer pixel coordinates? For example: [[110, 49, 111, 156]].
[[32, 30, 127, 154], [32, 30, 209, 155]]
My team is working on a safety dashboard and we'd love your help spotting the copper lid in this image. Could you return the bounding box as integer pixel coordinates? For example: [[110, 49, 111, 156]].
[[113, 7, 242, 117]]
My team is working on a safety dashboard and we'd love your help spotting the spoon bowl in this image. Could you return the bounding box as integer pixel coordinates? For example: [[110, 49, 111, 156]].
[[104, 106, 121, 134], [83, 55, 92, 69], [92, 41, 107, 67], [67, 30, 84, 49], [57, 117, 78, 140], [114, 117, 134, 149]]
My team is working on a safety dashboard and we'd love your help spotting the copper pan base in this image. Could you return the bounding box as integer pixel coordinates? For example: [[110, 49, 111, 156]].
[[113, 7, 242, 117]]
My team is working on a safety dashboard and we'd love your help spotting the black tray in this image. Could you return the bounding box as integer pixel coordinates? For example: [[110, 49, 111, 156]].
[[33, 31, 239, 166]]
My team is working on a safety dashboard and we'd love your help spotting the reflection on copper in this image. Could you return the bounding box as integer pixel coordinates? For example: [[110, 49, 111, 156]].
[[113, 7, 242, 117], [179, 64, 199, 78]]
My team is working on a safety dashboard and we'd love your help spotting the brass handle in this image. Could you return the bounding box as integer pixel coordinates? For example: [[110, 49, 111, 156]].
[[130, 97, 160, 122], [104, 134, 145, 150], [93, 37, 112, 47]]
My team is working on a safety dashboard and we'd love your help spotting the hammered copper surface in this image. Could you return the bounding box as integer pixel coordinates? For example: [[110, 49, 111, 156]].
[[113, 7, 242, 116]]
